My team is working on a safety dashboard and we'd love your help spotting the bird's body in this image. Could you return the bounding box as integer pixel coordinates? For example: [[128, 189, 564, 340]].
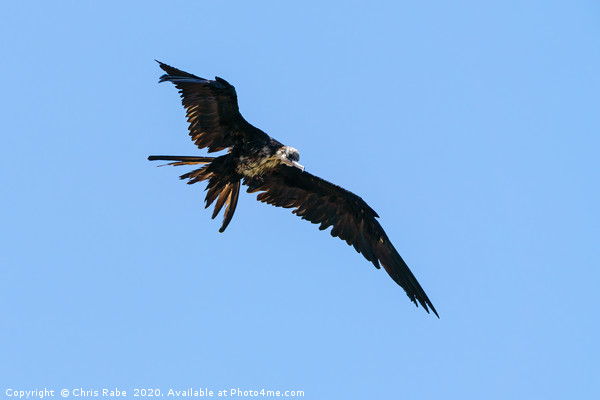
[[149, 61, 438, 317]]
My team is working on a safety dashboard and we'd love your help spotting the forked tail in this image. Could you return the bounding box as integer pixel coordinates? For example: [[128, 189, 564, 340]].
[[148, 155, 240, 232], [148, 155, 215, 165]]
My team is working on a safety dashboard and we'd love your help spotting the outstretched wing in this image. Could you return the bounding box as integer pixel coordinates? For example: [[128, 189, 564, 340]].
[[157, 61, 269, 152], [246, 166, 438, 317]]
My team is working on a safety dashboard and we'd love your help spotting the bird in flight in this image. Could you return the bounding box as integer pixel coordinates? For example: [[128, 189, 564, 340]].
[[149, 61, 438, 317]]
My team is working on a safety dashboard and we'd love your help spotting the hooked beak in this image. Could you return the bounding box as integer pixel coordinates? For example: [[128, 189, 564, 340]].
[[291, 160, 305, 172]]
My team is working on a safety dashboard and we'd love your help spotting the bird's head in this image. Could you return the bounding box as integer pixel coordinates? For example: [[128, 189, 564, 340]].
[[277, 146, 305, 172]]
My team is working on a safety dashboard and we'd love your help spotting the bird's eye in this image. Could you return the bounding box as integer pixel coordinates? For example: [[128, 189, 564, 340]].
[[288, 151, 299, 161]]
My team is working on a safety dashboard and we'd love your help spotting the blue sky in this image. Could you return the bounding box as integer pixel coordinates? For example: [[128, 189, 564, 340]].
[[1, 1, 599, 399]]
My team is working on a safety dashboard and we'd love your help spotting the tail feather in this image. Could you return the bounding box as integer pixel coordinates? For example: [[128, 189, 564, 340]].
[[212, 183, 233, 218], [148, 154, 240, 232], [220, 181, 240, 233], [148, 155, 215, 166]]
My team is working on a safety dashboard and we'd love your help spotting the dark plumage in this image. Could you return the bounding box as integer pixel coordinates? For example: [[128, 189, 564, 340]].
[[149, 61, 438, 317]]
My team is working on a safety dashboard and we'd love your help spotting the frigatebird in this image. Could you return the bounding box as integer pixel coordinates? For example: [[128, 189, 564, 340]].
[[149, 61, 438, 317]]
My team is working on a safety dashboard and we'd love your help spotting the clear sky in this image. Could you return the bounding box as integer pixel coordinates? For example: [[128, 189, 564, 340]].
[[1, 1, 599, 399]]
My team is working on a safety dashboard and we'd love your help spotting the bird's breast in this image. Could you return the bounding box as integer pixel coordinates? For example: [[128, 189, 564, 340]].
[[235, 155, 281, 178]]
